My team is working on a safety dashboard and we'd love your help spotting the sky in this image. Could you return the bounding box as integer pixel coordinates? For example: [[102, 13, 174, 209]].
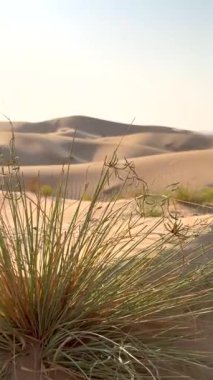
[[0, 0, 212, 132]]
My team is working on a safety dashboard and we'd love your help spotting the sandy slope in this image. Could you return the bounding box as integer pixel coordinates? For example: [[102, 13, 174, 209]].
[[0, 115, 213, 378], [0, 115, 212, 197], [1, 192, 213, 379]]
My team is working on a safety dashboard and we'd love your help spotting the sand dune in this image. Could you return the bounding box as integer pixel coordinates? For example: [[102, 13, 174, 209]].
[[0, 115, 212, 197], [0, 116, 213, 379], [0, 115, 190, 135]]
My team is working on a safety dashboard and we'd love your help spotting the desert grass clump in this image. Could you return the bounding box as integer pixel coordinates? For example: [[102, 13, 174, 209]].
[[40, 184, 54, 197], [200, 187, 213, 203], [81, 192, 93, 202], [174, 185, 213, 205], [0, 144, 213, 379], [25, 177, 54, 197]]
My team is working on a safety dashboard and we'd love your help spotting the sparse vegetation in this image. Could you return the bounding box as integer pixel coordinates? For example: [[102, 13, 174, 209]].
[[135, 193, 167, 217], [173, 186, 213, 205], [0, 138, 213, 379], [81, 192, 93, 202], [108, 186, 167, 217], [25, 177, 53, 197], [197, 186, 213, 203], [40, 184, 53, 197], [114, 184, 213, 208]]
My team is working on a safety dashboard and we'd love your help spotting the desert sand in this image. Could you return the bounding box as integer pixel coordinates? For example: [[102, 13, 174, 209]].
[[0, 116, 213, 379], [0, 115, 213, 198]]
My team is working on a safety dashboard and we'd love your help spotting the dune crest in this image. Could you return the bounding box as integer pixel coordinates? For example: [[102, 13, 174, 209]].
[[0, 115, 212, 196]]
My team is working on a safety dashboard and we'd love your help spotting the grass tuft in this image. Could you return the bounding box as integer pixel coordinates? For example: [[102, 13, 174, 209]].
[[173, 186, 213, 205], [0, 135, 213, 378]]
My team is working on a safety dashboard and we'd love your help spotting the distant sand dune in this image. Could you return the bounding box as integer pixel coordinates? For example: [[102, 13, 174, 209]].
[[14, 148, 212, 199], [0, 116, 212, 197]]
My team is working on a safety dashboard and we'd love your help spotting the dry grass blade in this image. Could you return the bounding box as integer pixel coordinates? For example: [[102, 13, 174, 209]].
[[0, 131, 212, 379]]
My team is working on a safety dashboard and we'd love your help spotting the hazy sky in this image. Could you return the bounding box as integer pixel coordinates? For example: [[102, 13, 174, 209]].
[[0, 0, 212, 131]]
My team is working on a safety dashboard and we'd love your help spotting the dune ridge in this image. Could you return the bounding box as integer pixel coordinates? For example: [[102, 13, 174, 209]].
[[0, 115, 212, 196]]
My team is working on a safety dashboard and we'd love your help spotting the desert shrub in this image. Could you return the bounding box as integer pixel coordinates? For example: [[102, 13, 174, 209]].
[[0, 143, 213, 378], [135, 193, 167, 217], [108, 185, 166, 217], [174, 186, 213, 205], [25, 177, 53, 196], [175, 186, 204, 203], [200, 187, 213, 203], [81, 192, 93, 201], [40, 184, 53, 197], [143, 203, 163, 217]]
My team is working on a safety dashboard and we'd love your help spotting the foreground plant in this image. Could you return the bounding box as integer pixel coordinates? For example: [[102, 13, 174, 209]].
[[0, 141, 213, 379]]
